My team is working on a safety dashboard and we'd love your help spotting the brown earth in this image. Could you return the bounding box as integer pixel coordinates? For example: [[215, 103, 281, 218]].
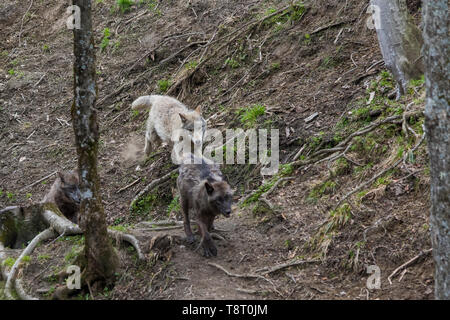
[[0, 0, 433, 300]]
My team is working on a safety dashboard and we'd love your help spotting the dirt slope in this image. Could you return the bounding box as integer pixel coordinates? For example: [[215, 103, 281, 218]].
[[0, 0, 433, 300]]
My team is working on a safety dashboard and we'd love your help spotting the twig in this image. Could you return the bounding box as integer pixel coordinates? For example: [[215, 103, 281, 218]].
[[207, 262, 272, 284], [130, 168, 178, 209], [311, 20, 349, 35], [387, 249, 432, 285], [18, 0, 34, 47], [255, 259, 320, 276], [117, 178, 140, 193], [20, 171, 57, 192], [33, 73, 46, 87]]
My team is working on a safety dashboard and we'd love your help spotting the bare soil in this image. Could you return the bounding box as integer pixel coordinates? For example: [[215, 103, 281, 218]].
[[0, 0, 433, 300]]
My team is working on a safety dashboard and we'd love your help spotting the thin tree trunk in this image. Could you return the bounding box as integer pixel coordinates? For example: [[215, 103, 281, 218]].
[[371, 0, 424, 95], [71, 0, 118, 288], [422, 0, 449, 300]]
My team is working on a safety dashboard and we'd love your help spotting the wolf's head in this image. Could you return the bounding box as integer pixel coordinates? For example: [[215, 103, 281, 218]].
[[204, 179, 233, 217], [179, 105, 206, 147], [58, 171, 81, 205]]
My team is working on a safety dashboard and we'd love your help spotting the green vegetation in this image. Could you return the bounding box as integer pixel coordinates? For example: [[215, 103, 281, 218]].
[[185, 60, 198, 70], [307, 180, 337, 203], [225, 57, 240, 69], [167, 195, 180, 217], [263, 2, 306, 32], [157, 79, 171, 93], [116, 0, 133, 13], [100, 28, 111, 52], [38, 254, 50, 262], [109, 224, 130, 232], [2, 257, 16, 268], [237, 104, 266, 128]]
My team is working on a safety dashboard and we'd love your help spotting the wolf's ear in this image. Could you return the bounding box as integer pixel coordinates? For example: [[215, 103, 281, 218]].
[[205, 181, 214, 195], [194, 105, 202, 114], [57, 171, 65, 184], [179, 113, 188, 124]]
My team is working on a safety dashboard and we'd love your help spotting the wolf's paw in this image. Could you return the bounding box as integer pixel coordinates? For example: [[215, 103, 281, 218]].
[[202, 240, 217, 258]]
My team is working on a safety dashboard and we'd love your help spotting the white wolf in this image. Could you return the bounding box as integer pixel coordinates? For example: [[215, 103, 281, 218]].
[[131, 95, 206, 160]]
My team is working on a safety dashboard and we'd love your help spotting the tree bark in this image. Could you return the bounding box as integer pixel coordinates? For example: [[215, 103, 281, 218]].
[[71, 0, 118, 288], [370, 0, 424, 95], [422, 0, 449, 300]]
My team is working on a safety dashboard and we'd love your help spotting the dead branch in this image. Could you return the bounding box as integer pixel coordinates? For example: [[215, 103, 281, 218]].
[[311, 20, 350, 35], [207, 262, 272, 284], [130, 168, 178, 209], [117, 178, 140, 193], [387, 248, 432, 284], [19, 171, 58, 192], [255, 259, 320, 276]]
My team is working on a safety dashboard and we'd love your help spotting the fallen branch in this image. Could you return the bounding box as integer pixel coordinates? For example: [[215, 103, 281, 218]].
[[207, 262, 272, 284], [255, 259, 321, 276], [387, 248, 432, 285], [130, 168, 178, 209], [20, 171, 58, 192], [117, 178, 140, 193], [311, 19, 350, 35]]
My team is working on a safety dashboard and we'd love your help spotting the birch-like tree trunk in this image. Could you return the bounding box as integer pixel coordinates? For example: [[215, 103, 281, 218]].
[[370, 0, 424, 95], [71, 0, 118, 288], [422, 0, 449, 300]]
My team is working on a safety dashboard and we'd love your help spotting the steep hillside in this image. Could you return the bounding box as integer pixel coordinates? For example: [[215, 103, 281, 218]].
[[0, 0, 433, 299]]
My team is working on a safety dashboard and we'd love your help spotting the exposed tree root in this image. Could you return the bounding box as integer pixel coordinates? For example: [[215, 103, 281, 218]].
[[0, 206, 147, 299], [387, 248, 432, 284], [1, 228, 55, 300], [108, 229, 146, 261]]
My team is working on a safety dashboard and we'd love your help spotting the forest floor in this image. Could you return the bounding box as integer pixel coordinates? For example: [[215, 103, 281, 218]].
[[0, 0, 434, 300]]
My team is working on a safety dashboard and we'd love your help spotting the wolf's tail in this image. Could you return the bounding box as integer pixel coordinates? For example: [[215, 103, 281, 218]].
[[131, 95, 155, 111]]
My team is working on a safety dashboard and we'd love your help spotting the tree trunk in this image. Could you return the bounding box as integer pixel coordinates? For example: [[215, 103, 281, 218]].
[[71, 0, 118, 288], [422, 0, 449, 300], [370, 0, 424, 95]]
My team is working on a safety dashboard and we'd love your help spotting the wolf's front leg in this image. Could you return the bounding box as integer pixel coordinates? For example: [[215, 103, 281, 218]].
[[181, 197, 195, 244], [198, 220, 217, 257]]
